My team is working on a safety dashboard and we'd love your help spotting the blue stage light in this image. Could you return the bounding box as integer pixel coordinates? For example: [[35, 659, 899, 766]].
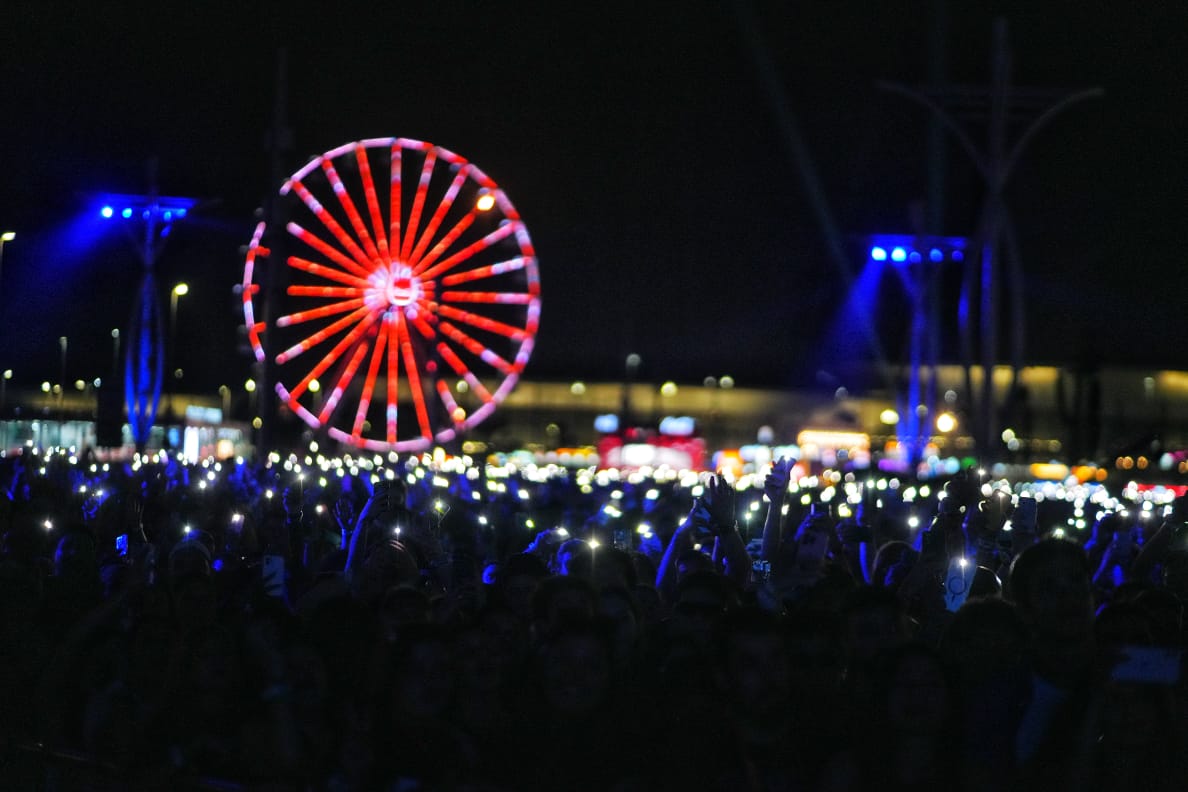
[[870, 247, 887, 261], [121, 208, 133, 219], [952, 250, 964, 262], [100, 206, 114, 219], [891, 247, 907, 262], [176, 208, 187, 218], [909, 251, 922, 263], [929, 248, 943, 262], [163, 211, 172, 221]]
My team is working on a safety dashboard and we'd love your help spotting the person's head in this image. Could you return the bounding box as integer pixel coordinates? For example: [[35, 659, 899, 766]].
[[553, 538, 593, 579], [492, 551, 549, 622], [884, 643, 951, 738], [593, 546, 635, 590], [715, 608, 790, 719], [871, 540, 915, 590], [387, 622, 455, 722], [1008, 538, 1094, 646], [535, 618, 614, 718], [842, 585, 909, 665], [53, 528, 97, 579], [531, 574, 597, 639], [940, 597, 1026, 688]]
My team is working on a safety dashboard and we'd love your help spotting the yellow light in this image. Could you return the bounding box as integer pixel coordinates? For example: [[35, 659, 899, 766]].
[[172, 282, 189, 297], [879, 409, 900, 425], [0, 232, 14, 242], [660, 381, 678, 397], [476, 193, 496, 212], [308, 379, 321, 393], [245, 379, 256, 392], [936, 412, 957, 433]]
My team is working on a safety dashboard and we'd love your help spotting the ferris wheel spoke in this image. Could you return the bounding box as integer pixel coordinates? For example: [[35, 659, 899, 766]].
[[435, 343, 494, 403], [400, 149, 438, 263], [289, 180, 374, 272], [411, 211, 476, 275], [396, 313, 433, 441], [407, 307, 438, 342], [389, 144, 403, 259], [408, 165, 470, 268], [441, 257, 529, 287], [276, 305, 377, 365], [277, 297, 366, 328], [288, 308, 382, 401], [438, 321, 513, 375], [288, 224, 374, 281], [288, 285, 362, 299], [286, 256, 370, 289], [321, 160, 381, 262], [385, 314, 401, 444], [318, 340, 370, 425], [436, 304, 528, 341], [416, 222, 518, 281], [353, 316, 390, 440], [435, 379, 462, 423], [355, 143, 390, 260], [441, 290, 534, 305]]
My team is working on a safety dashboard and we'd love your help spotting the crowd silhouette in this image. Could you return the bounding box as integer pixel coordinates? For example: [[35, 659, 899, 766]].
[[0, 447, 1184, 790]]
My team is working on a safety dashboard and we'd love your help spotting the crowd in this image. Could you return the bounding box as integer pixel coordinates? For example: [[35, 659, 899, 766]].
[[0, 446, 1185, 791]]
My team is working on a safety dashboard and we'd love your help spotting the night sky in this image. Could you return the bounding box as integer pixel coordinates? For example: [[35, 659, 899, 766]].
[[1, 1, 1184, 399]]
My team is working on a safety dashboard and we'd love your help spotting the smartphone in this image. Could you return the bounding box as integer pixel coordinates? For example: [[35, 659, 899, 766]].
[[262, 554, 285, 598], [115, 534, 129, 557], [1111, 646, 1181, 685], [1014, 497, 1038, 532], [944, 557, 975, 612]]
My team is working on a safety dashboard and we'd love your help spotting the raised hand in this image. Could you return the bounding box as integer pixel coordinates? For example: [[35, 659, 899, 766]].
[[763, 458, 793, 504], [702, 474, 737, 532]]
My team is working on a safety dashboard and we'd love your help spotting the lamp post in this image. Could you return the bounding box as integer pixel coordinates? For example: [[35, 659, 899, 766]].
[[0, 232, 14, 324], [168, 282, 188, 420], [0, 231, 13, 290]]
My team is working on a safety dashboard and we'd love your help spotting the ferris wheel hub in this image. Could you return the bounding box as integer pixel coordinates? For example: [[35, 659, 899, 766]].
[[367, 262, 422, 310]]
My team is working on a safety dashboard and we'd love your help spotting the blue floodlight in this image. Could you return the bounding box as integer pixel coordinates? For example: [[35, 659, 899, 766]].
[[867, 234, 969, 266], [100, 206, 114, 219], [175, 208, 187, 218], [121, 208, 133, 219], [163, 211, 172, 221]]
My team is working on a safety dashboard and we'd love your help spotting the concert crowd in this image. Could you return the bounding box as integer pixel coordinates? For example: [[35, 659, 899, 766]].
[[0, 447, 1184, 791]]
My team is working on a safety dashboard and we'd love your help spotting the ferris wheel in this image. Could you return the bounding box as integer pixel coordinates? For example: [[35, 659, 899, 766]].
[[242, 138, 541, 452]]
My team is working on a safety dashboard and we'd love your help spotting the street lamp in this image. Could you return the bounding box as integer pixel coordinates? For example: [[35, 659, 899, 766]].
[[168, 282, 189, 419], [0, 231, 14, 303]]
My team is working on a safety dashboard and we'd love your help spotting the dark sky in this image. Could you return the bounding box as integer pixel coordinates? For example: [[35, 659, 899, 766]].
[[1, 1, 1184, 398]]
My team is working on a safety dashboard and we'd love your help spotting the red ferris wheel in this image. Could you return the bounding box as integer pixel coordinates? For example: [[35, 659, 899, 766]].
[[242, 138, 541, 451]]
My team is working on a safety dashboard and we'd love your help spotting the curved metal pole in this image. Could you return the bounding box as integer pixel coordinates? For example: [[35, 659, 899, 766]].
[[1002, 88, 1105, 185], [876, 81, 989, 180]]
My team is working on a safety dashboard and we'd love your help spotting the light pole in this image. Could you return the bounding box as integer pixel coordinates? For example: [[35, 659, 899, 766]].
[[168, 282, 188, 420], [1, 369, 10, 451], [0, 232, 14, 323], [0, 231, 13, 288], [58, 337, 68, 409]]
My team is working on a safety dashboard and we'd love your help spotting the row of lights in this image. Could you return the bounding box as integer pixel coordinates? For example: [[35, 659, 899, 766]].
[[869, 245, 965, 264], [99, 205, 189, 221]]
